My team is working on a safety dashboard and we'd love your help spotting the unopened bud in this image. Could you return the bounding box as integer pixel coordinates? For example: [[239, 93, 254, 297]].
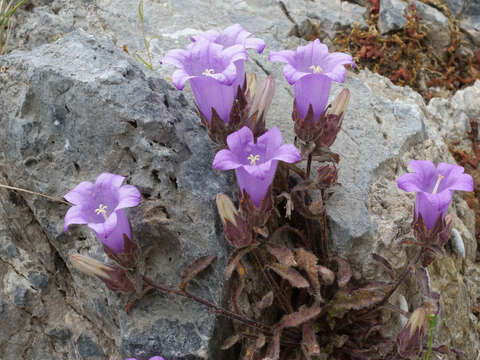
[[316, 164, 338, 188], [327, 88, 350, 117], [70, 254, 135, 293], [71, 254, 112, 280], [216, 193, 238, 226], [246, 72, 257, 99], [249, 75, 275, 121]]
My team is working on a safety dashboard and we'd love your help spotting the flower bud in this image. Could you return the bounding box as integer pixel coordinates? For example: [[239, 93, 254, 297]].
[[70, 254, 135, 293], [216, 193, 253, 247], [248, 75, 275, 126], [327, 88, 350, 118], [316, 164, 338, 189], [246, 72, 257, 99]]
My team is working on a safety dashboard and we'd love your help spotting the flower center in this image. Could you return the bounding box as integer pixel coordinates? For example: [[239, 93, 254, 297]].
[[432, 175, 444, 194], [202, 68, 215, 77], [95, 204, 108, 219], [309, 65, 323, 73], [247, 154, 260, 165]]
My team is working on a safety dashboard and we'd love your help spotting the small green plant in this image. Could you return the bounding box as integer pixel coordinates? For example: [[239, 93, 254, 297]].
[[425, 314, 437, 360], [135, 0, 158, 70], [0, 0, 25, 55]]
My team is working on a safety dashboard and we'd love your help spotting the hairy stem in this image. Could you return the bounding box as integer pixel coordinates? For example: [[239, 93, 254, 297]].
[[0, 183, 70, 205], [142, 275, 272, 334]]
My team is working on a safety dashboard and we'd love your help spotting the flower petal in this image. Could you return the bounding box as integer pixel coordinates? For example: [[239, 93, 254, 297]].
[[190, 77, 236, 122], [257, 126, 283, 157], [269, 49, 296, 65], [294, 74, 332, 119], [271, 144, 301, 164], [242, 160, 275, 180], [283, 64, 309, 85], [416, 191, 453, 229], [172, 69, 194, 90], [213, 149, 243, 170], [245, 37, 266, 53], [95, 173, 125, 189], [226, 126, 254, 155], [161, 48, 189, 68], [116, 185, 141, 210], [397, 173, 423, 193], [88, 211, 118, 239], [64, 205, 89, 231], [437, 162, 474, 192], [235, 161, 277, 207], [407, 160, 437, 192], [100, 210, 131, 253], [64, 181, 95, 205]]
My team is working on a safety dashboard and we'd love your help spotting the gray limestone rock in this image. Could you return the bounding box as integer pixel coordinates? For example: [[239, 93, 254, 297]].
[[461, 0, 480, 46], [378, 0, 408, 34], [0, 29, 232, 360]]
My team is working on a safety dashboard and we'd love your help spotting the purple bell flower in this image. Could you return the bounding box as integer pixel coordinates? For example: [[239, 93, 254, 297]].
[[162, 38, 247, 123], [397, 160, 473, 229], [213, 126, 301, 207], [191, 24, 266, 94], [64, 173, 141, 253], [269, 39, 355, 120]]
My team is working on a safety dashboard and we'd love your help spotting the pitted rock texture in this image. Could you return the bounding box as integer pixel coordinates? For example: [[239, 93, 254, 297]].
[[0, 29, 232, 360]]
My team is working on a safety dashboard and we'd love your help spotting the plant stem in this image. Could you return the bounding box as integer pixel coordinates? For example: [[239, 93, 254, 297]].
[[251, 249, 294, 314], [425, 315, 436, 360], [0, 183, 70, 205], [141, 275, 272, 334], [306, 153, 313, 179]]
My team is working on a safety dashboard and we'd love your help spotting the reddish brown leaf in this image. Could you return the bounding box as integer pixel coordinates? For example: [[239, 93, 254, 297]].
[[268, 263, 309, 288], [225, 244, 257, 280], [276, 304, 322, 329], [267, 244, 297, 266], [232, 260, 246, 315], [295, 248, 322, 300], [302, 321, 320, 355], [256, 291, 274, 310], [221, 334, 240, 350], [332, 256, 352, 287], [179, 255, 216, 290], [328, 287, 385, 318], [318, 265, 335, 285]]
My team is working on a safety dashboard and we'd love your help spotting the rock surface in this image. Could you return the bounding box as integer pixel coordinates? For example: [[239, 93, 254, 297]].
[[0, 29, 232, 360], [1, 0, 480, 359], [378, 0, 408, 34]]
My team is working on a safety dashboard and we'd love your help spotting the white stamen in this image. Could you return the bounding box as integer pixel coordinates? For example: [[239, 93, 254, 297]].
[[202, 68, 215, 76], [95, 204, 108, 219], [309, 65, 323, 73], [432, 175, 444, 194], [248, 154, 260, 165]]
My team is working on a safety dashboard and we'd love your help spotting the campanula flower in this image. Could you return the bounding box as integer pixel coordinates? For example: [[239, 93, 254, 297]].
[[397, 160, 473, 229], [213, 126, 301, 207], [191, 24, 266, 98], [64, 173, 141, 253], [162, 38, 247, 123], [269, 39, 354, 120]]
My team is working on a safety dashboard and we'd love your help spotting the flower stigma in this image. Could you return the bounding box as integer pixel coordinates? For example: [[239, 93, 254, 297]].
[[95, 204, 108, 219], [202, 68, 215, 76], [247, 154, 260, 165], [432, 175, 444, 194], [309, 65, 323, 73]]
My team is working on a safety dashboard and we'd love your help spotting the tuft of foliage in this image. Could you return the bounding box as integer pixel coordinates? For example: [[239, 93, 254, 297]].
[[332, 1, 480, 102], [0, 0, 25, 55]]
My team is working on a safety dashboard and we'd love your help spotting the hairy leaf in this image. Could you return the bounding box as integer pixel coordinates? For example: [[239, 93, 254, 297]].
[[221, 334, 240, 350], [179, 255, 216, 290], [225, 244, 257, 280], [268, 264, 309, 288], [232, 260, 246, 315], [267, 244, 297, 266], [295, 248, 322, 300], [276, 304, 322, 329], [318, 265, 335, 285], [371, 253, 395, 281], [329, 287, 385, 318], [256, 291, 274, 310], [332, 256, 352, 287], [302, 321, 320, 355]]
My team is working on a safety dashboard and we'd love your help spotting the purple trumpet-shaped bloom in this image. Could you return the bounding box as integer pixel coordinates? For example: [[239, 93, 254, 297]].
[[269, 39, 355, 120], [213, 126, 301, 207], [64, 173, 141, 253], [397, 160, 473, 229], [162, 38, 247, 123], [191, 24, 266, 93]]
